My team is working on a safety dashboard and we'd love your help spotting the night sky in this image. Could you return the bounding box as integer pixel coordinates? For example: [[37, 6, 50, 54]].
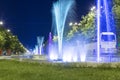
[[0, 0, 95, 49]]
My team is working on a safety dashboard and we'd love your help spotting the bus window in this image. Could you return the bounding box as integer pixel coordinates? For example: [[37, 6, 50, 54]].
[[101, 35, 115, 41]]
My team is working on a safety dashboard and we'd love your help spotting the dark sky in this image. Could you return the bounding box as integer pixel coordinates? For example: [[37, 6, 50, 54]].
[[0, 0, 95, 49]]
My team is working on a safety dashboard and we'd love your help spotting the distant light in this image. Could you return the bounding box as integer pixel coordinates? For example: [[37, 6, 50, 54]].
[[69, 22, 73, 26], [74, 22, 78, 25], [12, 36, 15, 37], [91, 6, 96, 11], [7, 29, 11, 32], [0, 21, 3, 25]]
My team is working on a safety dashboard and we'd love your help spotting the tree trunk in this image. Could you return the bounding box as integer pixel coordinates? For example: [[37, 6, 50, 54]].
[[7, 49, 11, 56], [0, 49, 2, 56]]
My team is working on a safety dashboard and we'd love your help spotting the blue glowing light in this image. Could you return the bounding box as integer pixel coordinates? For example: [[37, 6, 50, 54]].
[[34, 36, 44, 55], [97, 0, 101, 62], [52, 0, 75, 59], [96, 0, 116, 62]]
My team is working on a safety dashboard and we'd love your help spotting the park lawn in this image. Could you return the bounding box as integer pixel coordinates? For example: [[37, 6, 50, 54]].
[[0, 60, 120, 80]]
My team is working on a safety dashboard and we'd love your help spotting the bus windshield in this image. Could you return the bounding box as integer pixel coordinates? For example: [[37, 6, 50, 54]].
[[101, 35, 115, 41]]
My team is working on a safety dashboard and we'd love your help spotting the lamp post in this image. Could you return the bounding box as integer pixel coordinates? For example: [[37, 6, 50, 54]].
[[91, 6, 96, 11]]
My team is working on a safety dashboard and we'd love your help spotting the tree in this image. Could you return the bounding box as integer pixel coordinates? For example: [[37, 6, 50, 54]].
[[113, 0, 120, 19], [0, 31, 6, 49], [0, 25, 26, 55], [113, 0, 120, 46], [67, 10, 96, 42], [0, 26, 6, 55]]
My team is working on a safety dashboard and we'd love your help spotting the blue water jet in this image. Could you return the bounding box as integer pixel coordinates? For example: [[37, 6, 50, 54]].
[[34, 36, 44, 55], [52, 0, 75, 59]]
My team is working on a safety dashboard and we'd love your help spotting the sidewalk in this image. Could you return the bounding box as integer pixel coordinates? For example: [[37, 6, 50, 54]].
[[0, 56, 11, 59]]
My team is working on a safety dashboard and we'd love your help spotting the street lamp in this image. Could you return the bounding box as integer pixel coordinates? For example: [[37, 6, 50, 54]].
[[74, 22, 78, 25], [0, 21, 3, 25], [91, 6, 96, 11], [7, 29, 11, 32], [69, 22, 73, 26]]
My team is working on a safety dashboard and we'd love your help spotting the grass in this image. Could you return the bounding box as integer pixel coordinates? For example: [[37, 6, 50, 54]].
[[0, 60, 120, 80]]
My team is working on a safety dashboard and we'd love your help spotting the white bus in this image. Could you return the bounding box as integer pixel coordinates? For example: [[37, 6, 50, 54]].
[[100, 32, 117, 54]]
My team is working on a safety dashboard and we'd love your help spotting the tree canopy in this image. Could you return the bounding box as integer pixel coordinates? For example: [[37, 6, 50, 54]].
[[0, 25, 26, 55], [67, 10, 96, 42], [113, 0, 120, 45]]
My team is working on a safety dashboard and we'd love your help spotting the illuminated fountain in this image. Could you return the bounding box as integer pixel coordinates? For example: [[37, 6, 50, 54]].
[[48, 32, 58, 60], [48, 0, 116, 62], [49, 0, 89, 62], [52, 0, 75, 59], [34, 36, 44, 55]]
